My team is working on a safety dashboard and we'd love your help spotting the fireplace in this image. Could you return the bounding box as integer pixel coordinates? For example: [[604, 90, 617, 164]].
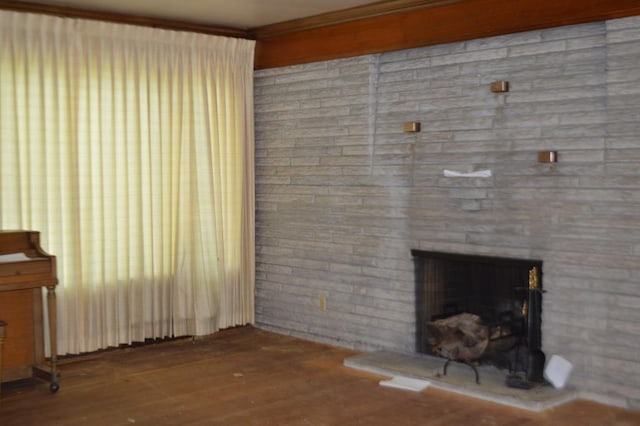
[[412, 249, 545, 386]]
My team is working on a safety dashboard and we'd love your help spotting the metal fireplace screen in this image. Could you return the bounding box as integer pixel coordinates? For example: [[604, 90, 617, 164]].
[[412, 249, 544, 382]]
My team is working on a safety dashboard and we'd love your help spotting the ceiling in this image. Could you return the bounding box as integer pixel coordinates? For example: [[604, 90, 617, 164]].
[[12, 0, 382, 29]]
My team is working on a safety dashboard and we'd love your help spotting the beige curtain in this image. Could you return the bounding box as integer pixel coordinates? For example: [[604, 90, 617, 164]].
[[0, 11, 255, 355]]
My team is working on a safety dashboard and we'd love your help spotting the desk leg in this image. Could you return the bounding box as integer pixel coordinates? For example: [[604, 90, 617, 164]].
[[47, 286, 59, 393], [0, 320, 6, 394]]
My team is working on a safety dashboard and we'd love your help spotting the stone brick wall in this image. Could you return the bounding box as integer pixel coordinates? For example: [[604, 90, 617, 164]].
[[254, 18, 640, 409]]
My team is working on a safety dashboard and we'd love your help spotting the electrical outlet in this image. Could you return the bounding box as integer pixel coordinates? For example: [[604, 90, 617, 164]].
[[319, 295, 327, 312]]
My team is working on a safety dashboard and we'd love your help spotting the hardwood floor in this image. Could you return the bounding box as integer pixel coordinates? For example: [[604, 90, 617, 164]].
[[1, 326, 638, 425]]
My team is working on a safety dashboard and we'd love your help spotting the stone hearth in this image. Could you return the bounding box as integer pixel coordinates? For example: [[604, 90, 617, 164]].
[[344, 351, 578, 412]]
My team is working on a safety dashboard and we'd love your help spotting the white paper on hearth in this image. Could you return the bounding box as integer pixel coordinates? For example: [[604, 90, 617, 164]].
[[379, 376, 431, 392], [544, 355, 573, 389]]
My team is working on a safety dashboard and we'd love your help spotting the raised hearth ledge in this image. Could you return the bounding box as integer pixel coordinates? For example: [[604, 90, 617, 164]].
[[344, 351, 578, 412]]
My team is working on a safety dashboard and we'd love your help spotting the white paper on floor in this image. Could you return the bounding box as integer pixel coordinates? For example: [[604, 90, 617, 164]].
[[379, 376, 430, 392]]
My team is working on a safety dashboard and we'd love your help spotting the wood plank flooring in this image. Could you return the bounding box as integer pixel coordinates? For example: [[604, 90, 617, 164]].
[[0, 326, 638, 425]]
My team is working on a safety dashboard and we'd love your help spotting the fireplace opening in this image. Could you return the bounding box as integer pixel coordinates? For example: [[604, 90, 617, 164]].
[[412, 249, 545, 386]]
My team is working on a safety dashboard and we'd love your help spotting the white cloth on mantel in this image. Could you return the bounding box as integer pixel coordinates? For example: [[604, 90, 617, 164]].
[[443, 169, 492, 178]]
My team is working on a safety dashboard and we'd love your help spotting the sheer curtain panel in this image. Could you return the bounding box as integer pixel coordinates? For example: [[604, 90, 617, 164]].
[[0, 11, 255, 355]]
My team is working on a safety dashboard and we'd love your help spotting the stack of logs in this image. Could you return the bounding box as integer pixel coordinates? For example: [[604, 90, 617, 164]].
[[426, 313, 489, 362], [426, 312, 517, 363]]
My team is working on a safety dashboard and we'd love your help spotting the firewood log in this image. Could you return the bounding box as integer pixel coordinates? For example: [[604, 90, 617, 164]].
[[426, 313, 489, 361]]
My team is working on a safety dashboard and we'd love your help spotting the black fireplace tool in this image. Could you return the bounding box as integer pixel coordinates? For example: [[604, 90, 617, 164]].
[[507, 266, 547, 389]]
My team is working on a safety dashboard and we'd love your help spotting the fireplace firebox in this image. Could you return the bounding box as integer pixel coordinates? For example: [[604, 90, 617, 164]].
[[412, 249, 545, 386]]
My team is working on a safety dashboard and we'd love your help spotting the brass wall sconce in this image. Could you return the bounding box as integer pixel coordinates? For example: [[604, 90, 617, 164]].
[[490, 81, 509, 93], [538, 151, 558, 163], [404, 122, 421, 133]]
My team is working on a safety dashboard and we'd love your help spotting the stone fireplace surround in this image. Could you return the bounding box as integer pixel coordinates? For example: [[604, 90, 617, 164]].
[[342, 250, 554, 412], [254, 16, 640, 410]]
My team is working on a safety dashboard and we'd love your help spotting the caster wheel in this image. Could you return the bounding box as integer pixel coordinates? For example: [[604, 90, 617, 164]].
[[50, 383, 60, 393]]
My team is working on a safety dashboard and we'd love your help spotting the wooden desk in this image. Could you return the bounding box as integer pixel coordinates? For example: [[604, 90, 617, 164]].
[[0, 231, 59, 393]]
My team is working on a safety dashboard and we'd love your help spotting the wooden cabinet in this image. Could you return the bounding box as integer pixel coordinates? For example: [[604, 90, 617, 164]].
[[0, 231, 59, 392]]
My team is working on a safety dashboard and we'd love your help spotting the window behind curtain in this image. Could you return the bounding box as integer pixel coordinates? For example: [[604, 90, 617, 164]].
[[0, 11, 255, 355]]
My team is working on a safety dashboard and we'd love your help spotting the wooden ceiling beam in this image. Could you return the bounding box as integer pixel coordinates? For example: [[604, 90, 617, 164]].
[[253, 0, 640, 69], [250, 0, 463, 39]]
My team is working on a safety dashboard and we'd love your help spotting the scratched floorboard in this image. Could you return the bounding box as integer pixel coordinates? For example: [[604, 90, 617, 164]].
[[0, 326, 638, 425]]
